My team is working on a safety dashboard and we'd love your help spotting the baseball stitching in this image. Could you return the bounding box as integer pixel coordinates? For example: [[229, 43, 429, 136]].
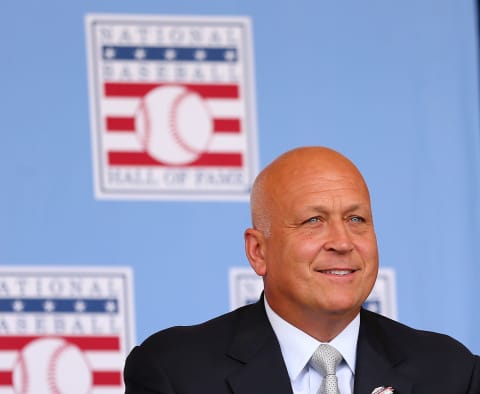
[[47, 342, 69, 394], [15, 350, 28, 394], [169, 90, 211, 157]]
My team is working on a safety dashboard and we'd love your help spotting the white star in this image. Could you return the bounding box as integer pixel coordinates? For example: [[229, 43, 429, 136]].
[[224, 50, 236, 61], [105, 301, 116, 313], [194, 49, 207, 61], [74, 300, 86, 312], [104, 47, 116, 59], [134, 48, 147, 60], [43, 300, 55, 312], [164, 48, 176, 60], [12, 300, 24, 312]]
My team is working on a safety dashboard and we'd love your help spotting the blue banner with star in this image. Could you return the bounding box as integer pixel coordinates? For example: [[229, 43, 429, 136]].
[[0, 298, 118, 313]]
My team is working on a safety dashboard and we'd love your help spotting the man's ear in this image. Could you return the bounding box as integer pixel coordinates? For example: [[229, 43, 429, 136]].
[[244, 228, 267, 276]]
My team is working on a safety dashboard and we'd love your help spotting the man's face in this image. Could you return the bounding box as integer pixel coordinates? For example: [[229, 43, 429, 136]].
[[258, 160, 379, 327]]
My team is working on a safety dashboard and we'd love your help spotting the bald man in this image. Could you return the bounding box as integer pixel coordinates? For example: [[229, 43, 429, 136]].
[[124, 147, 480, 394]]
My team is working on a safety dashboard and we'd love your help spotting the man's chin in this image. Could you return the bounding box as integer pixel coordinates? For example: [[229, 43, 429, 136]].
[[320, 302, 363, 318]]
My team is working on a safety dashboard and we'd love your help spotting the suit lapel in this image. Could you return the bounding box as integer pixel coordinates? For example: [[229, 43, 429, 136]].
[[225, 299, 293, 394], [223, 302, 417, 394], [354, 309, 413, 394]]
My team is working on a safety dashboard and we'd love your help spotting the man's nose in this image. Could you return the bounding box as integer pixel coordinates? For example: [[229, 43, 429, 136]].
[[323, 220, 354, 253]]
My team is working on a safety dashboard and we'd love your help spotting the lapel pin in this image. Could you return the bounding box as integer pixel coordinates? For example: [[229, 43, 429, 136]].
[[371, 386, 396, 394]]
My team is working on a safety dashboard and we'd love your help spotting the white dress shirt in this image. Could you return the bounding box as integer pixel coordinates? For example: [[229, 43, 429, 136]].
[[264, 298, 359, 394]]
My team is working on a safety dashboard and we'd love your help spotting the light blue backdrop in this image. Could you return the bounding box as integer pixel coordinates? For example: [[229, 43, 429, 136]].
[[1, 1, 479, 353]]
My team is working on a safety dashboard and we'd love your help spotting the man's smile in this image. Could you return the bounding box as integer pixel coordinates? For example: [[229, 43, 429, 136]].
[[320, 269, 355, 275]]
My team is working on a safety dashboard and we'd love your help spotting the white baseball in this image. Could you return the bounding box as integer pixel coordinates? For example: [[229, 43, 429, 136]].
[[135, 85, 213, 165], [12, 338, 92, 394]]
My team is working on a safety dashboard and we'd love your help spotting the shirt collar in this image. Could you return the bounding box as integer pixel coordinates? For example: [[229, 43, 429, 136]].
[[264, 297, 359, 380]]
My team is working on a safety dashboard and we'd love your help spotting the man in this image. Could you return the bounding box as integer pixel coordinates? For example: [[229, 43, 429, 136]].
[[124, 147, 480, 393]]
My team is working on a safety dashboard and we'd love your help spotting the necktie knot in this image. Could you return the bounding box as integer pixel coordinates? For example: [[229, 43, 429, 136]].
[[310, 344, 342, 394]]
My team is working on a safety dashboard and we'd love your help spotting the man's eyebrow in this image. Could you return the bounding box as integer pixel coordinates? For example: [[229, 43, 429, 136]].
[[304, 203, 369, 212], [344, 203, 370, 213]]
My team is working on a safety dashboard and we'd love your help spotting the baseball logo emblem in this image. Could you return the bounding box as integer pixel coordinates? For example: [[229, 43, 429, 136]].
[[12, 337, 92, 394], [87, 15, 258, 199], [135, 85, 214, 165]]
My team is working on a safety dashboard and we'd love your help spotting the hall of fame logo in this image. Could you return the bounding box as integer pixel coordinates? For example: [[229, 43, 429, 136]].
[[85, 14, 258, 200], [0, 267, 134, 394], [229, 267, 398, 320]]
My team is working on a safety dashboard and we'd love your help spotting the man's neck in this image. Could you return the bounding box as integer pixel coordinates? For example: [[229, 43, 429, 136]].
[[265, 297, 360, 342]]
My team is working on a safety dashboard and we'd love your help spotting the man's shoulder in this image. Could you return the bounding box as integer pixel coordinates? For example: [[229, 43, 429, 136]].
[[356, 310, 479, 393], [133, 301, 264, 359], [360, 308, 474, 358], [123, 302, 269, 392]]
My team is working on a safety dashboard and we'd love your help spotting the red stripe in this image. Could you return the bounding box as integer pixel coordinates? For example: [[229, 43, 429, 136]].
[[106, 117, 135, 131], [67, 336, 120, 351], [0, 336, 119, 351], [213, 118, 241, 133], [104, 83, 239, 99], [92, 371, 122, 386], [0, 371, 122, 387], [108, 152, 242, 167], [0, 371, 11, 385], [105, 116, 241, 133]]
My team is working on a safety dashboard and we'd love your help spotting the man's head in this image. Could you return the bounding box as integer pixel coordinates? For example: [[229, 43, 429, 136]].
[[244, 146, 379, 341]]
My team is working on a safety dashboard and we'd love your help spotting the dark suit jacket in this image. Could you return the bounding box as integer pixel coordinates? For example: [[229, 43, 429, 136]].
[[124, 299, 480, 393]]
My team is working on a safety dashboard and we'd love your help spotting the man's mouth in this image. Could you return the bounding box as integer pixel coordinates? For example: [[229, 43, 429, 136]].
[[319, 269, 355, 276]]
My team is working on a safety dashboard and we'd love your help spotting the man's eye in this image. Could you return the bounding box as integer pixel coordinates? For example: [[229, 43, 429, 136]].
[[305, 217, 320, 224], [349, 216, 365, 223]]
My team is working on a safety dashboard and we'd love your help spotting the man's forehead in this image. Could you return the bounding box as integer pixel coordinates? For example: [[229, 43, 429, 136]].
[[299, 201, 372, 213], [273, 172, 370, 197], [250, 147, 371, 215], [276, 178, 372, 212], [271, 160, 365, 188]]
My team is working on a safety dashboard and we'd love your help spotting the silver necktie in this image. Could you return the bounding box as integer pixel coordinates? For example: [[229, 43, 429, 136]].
[[310, 344, 343, 394]]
